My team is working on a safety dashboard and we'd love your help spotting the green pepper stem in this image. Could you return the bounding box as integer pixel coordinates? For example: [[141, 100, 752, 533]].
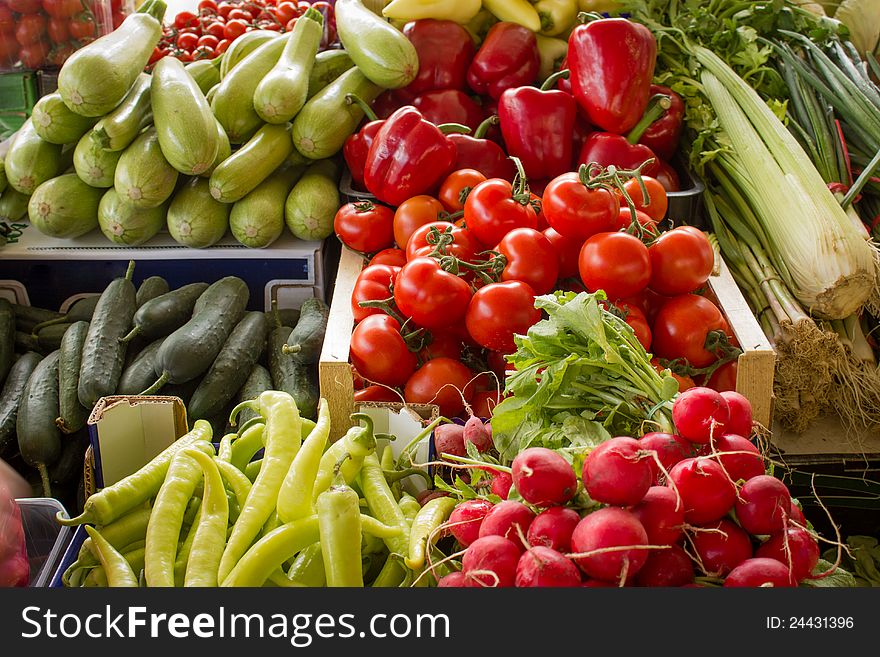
[[509, 156, 531, 202], [626, 94, 672, 144], [124, 260, 136, 282], [383, 467, 432, 486], [57, 509, 91, 527], [541, 69, 570, 91], [473, 115, 498, 140], [345, 94, 379, 122], [578, 11, 606, 24], [350, 412, 374, 440], [229, 399, 258, 427], [437, 123, 472, 135]]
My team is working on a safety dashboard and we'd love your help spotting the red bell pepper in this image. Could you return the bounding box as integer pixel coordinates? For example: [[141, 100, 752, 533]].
[[448, 116, 516, 181], [498, 70, 576, 180], [638, 84, 685, 161], [653, 160, 681, 192], [413, 89, 485, 132], [372, 88, 416, 119], [466, 22, 540, 101], [363, 106, 463, 207], [577, 93, 672, 176], [343, 95, 385, 189], [402, 19, 476, 96], [567, 16, 657, 134]]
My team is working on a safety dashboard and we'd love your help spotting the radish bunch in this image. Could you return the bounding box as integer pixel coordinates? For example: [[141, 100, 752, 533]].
[[437, 387, 822, 588]]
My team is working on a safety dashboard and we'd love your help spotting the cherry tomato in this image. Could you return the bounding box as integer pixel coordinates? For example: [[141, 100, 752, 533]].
[[197, 34, 219, 49], [651, 358, 695, 393], [465, 280, 540, 353], [1, 33, 19, 64], [148, 45, 168, 65], [351, 264, 399, 324], [198, 0, 219, 13], [705, 360, 738, 392], [496, 227, 559, 295], [47, 17, 69, 43], [224, 18, 248, 40], [285, 17, 298, 30], [176, 31, 199, 51], [334, 201, 395, 254], [227, 8, 252, 20], [393, 195, 444, 249], [419, 331, 463, 362], [174, 10, 200, 30], [355, 385, 403, 404], [405, 221, 479, 263], [0, 5, 15, 32], [18, 39, 49, 68], [464, 178, 538, 248], [9, 0, 43, 13], [175, 49, 193, 62], [47, 40, 75, 65], [16, 13, 46, 46], [616, 207, 658, 234], [215, 38, 231, 53], [204, 20, 226, 38], [275, 1, 298, 23], [369, 247, 407, 268], [471, 390, 503, 419], [542, 172, 620, 241], [192, 44, 215, 59], [217, 1, 235, 18], [258, 19, 282, 31], [608, 301, 651, 351], [648, 226, 714, 297], [579, 232, 651, 300], [68, 14, 97, 41], [652, 294, 734, 369], [296, 1, 311, 13], [542, 227, 583, 280], [653, 161, 681, 193], [438, 169, 486, 214], [111, 9, 125, 28], [404, 358, 475, 418], [620, 176, 669, 221], [531, 192, 548, 231], [350, 315, 418, 387], [394, 257, 472, 331]]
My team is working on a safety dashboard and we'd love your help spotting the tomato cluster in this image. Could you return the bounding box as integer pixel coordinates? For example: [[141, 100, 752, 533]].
[[149, 0, 335, 65], [339, 161, 741, 419], [0, 0, 121, 70]]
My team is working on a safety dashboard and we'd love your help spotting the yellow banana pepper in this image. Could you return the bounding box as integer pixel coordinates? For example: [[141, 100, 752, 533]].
[[534, 0, 578, 37], [382, 0, 482, 24], [464, 8, 499, 44], [482, 0, 541, 32], [535, 34, 569, 82], [577, 0, 623, 13]]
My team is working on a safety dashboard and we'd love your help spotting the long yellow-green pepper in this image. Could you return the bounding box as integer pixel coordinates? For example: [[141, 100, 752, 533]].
[[183, 449, 229, 587], [276, 398, 330, 523], [84, 525, 139, 588], [316, 460, 364, 587]]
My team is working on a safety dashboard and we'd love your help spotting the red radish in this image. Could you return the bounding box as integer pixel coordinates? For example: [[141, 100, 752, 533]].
[[690, 518, 753, 576], [735, 475, 792, 536], [720, 391, 753, 438], [789, 500, 807, 526], [462, 536, 521, 587], [463, 416, 493, 452], [515, 546, 582, 587], [672, 387, 730, 444], [711, 434, 764, 482], [570, 508, 650, 582], [667, 458, 737, 524], [582, 579, 616, 587], [527, 506, 581, 553], [581, 437, 653, 506], [448, 499, 494, 548], [638, 432, 693, 483], [724, 558, 796, 587], [631, 486, 685, 546], [478, 500, 536, 550], [756, 524, 819, 582], [635, 545, 695, 587], [437, 571, 470, 587], [511, 447, 577, 506], [434, 423, 466, 457], [490, 471, 513, 499]]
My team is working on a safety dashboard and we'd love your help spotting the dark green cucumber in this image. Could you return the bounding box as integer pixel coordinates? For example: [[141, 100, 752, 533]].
[[188, 311, 269, 421], [145, 276, 249, 390], [77, 261, 138, 408], [163, 377, 202, 406], [116, 337, 164, 395], [15, 331, 42, 354], [57, 321, 90, 434], [30, 295, 100, 334], [234, 363, 272, 426], [264, 307, 300, 330], [17, 350, 62, 496], [135, 276, 170, 307], [0, 352, 43, 455], [49, 431, 89, 485], [281, 297, 329, 364], [268, 323, 318, 418], [36, 323, 73, 352], [13, 304, 63, 333], [0, 298, 14, 383], [122, 282, 209, 343]]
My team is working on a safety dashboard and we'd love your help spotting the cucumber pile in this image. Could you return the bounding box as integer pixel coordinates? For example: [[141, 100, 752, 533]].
[[0, 0, 416, 248], [0, 267, 328, 513]]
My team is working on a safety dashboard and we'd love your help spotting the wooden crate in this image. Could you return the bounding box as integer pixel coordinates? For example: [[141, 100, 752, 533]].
[[705, 257, 776, 429]]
